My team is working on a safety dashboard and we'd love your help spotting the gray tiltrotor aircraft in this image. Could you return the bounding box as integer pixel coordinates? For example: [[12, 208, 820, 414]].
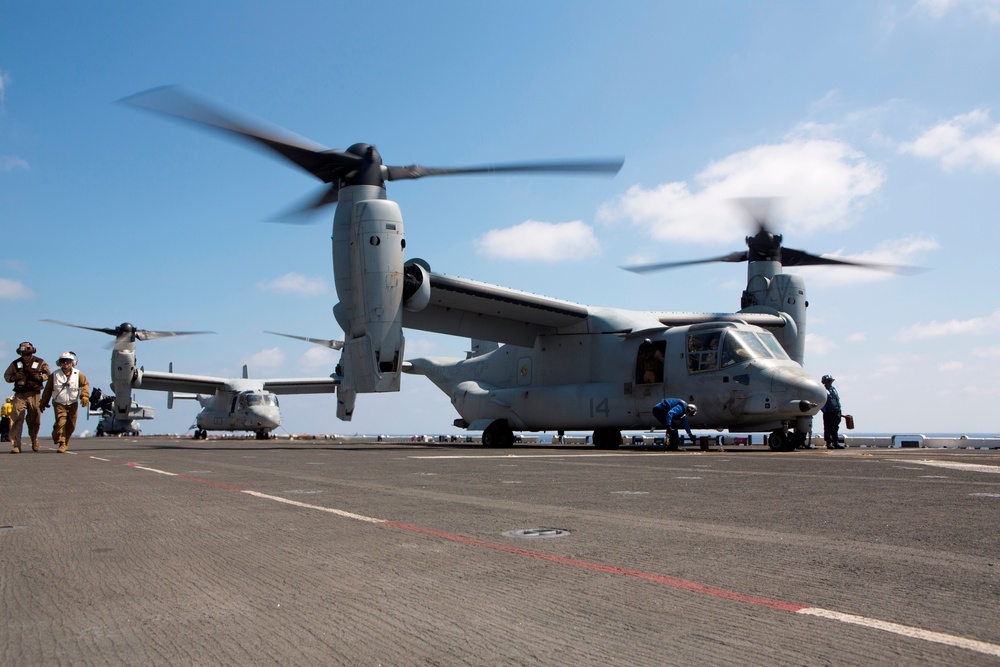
[[88, 387, 155, 436], [122, 87, 621, 425], [401, 201, 911, 450], [123, 89, 910, 450], [43, 320, 338, 439]]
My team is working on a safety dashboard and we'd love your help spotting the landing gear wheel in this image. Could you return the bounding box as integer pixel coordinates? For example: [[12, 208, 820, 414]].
[[767, 429, 796, 452], [593, 428, 622, 450], [482, 420, 515, 448]]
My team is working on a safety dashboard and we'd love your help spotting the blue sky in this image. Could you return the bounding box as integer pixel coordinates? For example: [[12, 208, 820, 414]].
[[2, 1, 999, 437]]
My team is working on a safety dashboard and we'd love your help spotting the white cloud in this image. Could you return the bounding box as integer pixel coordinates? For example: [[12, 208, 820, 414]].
[[937, 360, 964, 371], [974, 345, 1000, 358], [806, 332, 839, 356], [241, 347, 285, 374], [598, 138, 884, 245], [296, 346, 337, 373], [476, 219, 600, 261], [1, 156, 30, 172], [0, 69, 9, 104], [900, 109, 1000, 171], [257, 272, 327, 296], [847, 332, 867, 343], [895, 309, 1000, 341], [0, 278, 33, 299], [914, 0, 1000, 22]]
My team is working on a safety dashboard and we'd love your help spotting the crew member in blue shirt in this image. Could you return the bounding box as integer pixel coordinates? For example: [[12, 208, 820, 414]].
[[652, 397, 697, 451], [821, 374, 844, 448]]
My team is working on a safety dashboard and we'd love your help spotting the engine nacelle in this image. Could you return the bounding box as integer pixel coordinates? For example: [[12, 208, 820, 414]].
[[331, 196, 405, 395], [740, 267, 807, 364], [110, 348, 137, 418]]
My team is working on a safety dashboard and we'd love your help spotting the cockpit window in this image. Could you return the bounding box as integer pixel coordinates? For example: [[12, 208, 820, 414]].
[[264, 394, 279, 407], [241, 393, 263, 408], [757, 331, 791, 360], [720, 330, 772, 368], [687, 332, 721, 373]]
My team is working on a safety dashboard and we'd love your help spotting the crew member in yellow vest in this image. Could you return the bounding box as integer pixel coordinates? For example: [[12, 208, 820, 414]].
[[40, 352, 90, 453], [0, 395, 13, 442], [4, 341, 50, 453]]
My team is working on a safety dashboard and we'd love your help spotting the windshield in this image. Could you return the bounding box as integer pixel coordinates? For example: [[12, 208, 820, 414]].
[[720, 330, 772, 368], [757, 331, 791, 360], [240, 393, 263, 408]]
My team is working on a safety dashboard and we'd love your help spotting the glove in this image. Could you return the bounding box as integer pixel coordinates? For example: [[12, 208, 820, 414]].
[[40, 404, 48, 413], [81, 397, 89, 407]]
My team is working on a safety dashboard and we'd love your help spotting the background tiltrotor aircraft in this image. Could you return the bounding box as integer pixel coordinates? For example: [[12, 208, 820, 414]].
[[42, 320, 338, 439]]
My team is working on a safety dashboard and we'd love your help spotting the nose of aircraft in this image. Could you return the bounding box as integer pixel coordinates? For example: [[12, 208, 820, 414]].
[[249, 406, 280, 430], [769, 366, 828, 414]]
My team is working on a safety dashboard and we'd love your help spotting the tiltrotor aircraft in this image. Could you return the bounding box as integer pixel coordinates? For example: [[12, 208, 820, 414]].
[[88, 387, 155, 436], [42, 320, 339, 439], [123, 88, 905, 450], [403, 203, 909, 450], [122, 87, 621, 424]]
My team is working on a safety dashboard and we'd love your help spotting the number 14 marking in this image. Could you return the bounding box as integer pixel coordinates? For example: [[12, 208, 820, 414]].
[[590, 397, 610, 418]]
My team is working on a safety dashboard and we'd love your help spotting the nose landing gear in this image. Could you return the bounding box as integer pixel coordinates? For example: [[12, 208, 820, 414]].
[[768, 428, 807, 451]]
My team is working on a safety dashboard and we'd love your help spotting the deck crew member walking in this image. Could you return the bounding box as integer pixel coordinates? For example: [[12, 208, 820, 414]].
[[4, 342, 50, 453], [41, 352, 90, 453]]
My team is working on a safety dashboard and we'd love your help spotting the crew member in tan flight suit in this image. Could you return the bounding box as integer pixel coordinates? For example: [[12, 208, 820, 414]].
[[41, 351, 90, 453], [4, 342, 51, 453]]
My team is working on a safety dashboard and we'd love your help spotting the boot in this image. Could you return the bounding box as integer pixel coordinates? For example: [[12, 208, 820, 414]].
[[57, 443, 68, 453], [31, 440, 40, 452], [11, 445, 19, 454]]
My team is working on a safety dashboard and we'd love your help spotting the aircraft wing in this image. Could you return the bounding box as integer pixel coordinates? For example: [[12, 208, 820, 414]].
[[136, 371, 229, 394], [260, 378, 339, 395], [401, 271, 789, 347], [137, 371, 338, 395], [402, 271, 591, 347]]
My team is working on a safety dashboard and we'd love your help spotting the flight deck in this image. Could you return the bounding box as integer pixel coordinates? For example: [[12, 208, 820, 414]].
[[2, 437, 998, 666]]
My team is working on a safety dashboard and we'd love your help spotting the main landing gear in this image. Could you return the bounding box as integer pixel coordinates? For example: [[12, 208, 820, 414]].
[[592, 428, 622, 450], [482, 420, 515, 448]]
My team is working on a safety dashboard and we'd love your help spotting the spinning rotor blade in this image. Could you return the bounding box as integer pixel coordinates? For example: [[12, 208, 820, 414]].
[[266, 183, 343, 222], [732, 196, 779, 235], [39, 319, 119, 337], [384, 159, 624, 181], [780, 247, 925, 274], [41, 319, 214, 349], [265, 331, 344, 351], [122, 86, 624, 216], [625, 196, 924, 275], [121, 86, 356, 184], [623, 251, 748, 274], [135, 329, 215, 341]]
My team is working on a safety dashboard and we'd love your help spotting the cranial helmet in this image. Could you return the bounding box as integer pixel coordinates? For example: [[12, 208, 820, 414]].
[[822, 374, 834, 383], [57, 351, 77, 366], [686, 403, 698, 416], [17, 342, 36, 355]]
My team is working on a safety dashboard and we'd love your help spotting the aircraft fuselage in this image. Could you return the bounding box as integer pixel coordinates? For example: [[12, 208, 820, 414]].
[[408, 321, 826, 445], [193, 389, 280, 434]]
